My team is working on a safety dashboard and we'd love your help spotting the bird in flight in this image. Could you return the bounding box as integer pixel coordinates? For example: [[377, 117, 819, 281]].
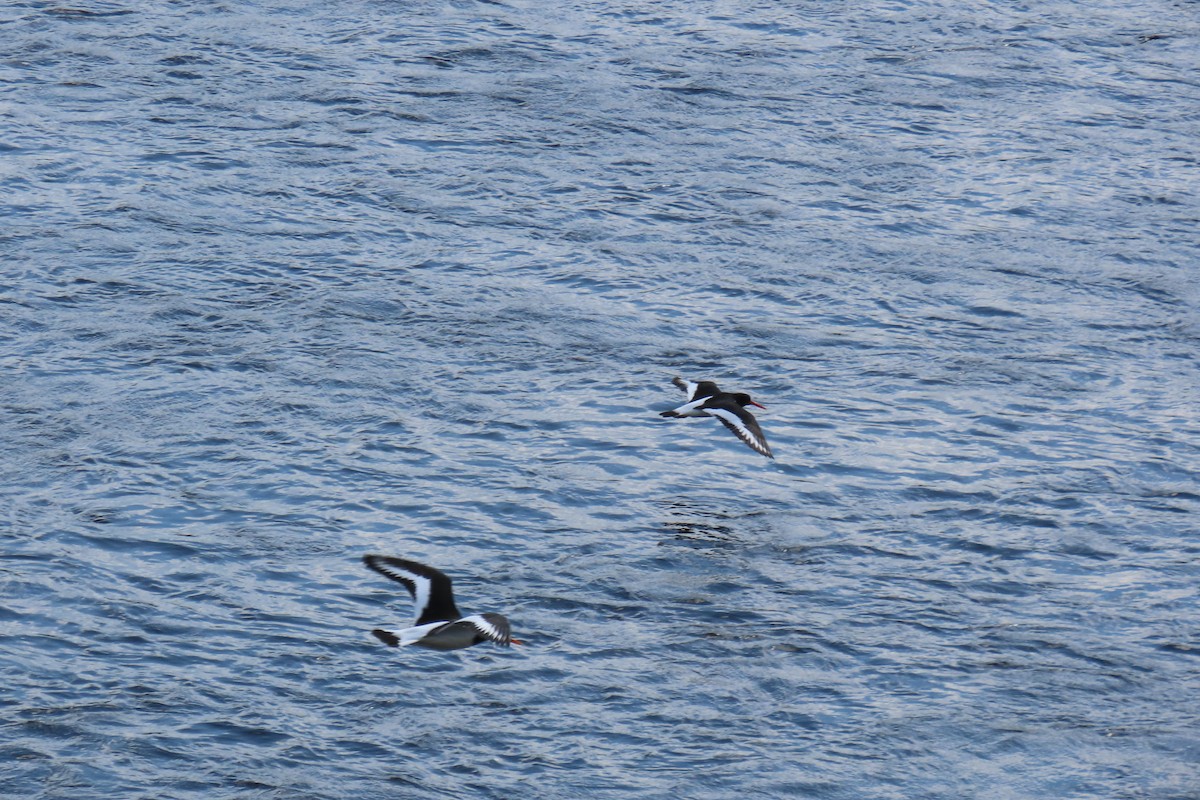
[[363, 555, 520, 650], [659, 376, 774, 459]]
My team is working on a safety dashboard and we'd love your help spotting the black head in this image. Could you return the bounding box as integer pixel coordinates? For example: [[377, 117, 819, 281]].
[[732, 392, 766, 410]]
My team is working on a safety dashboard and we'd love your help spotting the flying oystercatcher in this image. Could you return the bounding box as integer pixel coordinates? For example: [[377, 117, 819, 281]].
[[659, 376, 774, 459], [363, 555, 520, 650]]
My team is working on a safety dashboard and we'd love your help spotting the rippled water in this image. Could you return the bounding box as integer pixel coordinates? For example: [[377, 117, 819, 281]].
[[3, 0, 1199, 797]]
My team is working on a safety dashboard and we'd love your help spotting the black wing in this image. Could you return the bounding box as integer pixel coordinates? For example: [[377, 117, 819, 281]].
[[464, 613, 513, 646], [704, 401, 774, 459], [363, 554, 463, 624], [671, 376, 721, 401]]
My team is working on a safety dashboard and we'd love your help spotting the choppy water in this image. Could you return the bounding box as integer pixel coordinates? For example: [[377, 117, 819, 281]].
[[3, 0, 1199, 797]]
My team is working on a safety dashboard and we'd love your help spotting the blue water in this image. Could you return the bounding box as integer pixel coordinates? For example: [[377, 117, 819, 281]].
[[3, 0, 1199, 797]]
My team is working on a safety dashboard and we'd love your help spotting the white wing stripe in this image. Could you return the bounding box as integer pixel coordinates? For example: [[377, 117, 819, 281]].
[[463, 614, 502, 642], [705, 407, 770, 455], [412, 576, 431, 622], [376, 562, 433, 623]]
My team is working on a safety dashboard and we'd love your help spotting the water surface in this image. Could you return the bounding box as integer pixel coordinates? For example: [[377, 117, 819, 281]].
[[2, 1, 1198, 797]]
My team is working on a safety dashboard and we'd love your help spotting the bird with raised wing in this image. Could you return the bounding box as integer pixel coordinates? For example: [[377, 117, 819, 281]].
[[659, 376, 774, 459], [363, 555, 520, 650]]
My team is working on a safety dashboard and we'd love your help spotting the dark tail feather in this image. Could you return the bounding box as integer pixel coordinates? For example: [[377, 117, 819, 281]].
[[372, 629, 400, 647]]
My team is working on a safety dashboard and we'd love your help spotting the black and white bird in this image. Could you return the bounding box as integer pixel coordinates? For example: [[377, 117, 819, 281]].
[[659, 376, 774, 459], [362, 555, 520, 650]]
